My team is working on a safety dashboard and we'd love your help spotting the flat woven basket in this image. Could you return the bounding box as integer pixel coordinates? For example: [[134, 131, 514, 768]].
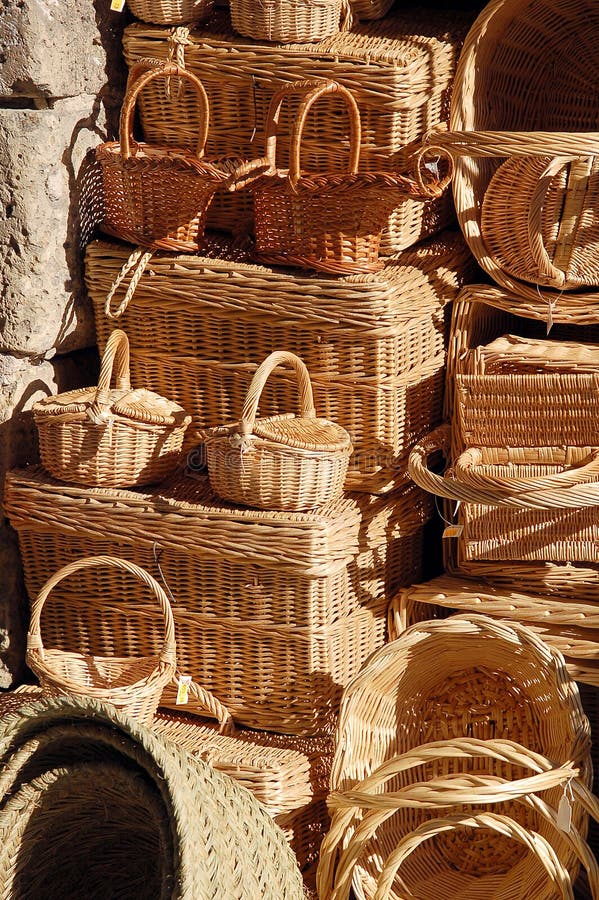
[[236, 79, 453, 275], [230, 0, 348, 44], [431, 0, 599, 317], [0, 696, 305, 900], [127, 0, 213, 24], [205, 350, 353, 511], [96, 59, 235, 252], [26, 556, 177, 728], [316, 613, 594, 899], [33, 329, 190, 488]]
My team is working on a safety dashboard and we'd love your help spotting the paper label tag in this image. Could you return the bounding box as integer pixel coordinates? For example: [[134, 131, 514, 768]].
[[443, 524, 464, 539], [176, 675, 192, 705], [111, 0, 126, 11], [556, 794, 572, 833]]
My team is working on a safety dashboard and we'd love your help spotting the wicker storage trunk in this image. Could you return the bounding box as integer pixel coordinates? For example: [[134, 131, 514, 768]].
[[4, 467, 431, 734], [87, 232, 475, 494], [121, 8, 471, 253]]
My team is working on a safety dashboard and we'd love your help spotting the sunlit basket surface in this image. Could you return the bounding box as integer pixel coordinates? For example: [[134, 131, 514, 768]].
[[230, 0, 346, 43], [127, 0, 212, 24]]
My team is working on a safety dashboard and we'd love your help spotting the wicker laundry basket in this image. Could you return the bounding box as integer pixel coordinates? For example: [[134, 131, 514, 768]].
[[316, 613, 593, 899], [127, 0, 212, 24], [230, 0, 349, 44], [97, 59, 236, 252], [26, 556, 177, 727], [205, 350, 353, 510], [33, 329, 190, 488]]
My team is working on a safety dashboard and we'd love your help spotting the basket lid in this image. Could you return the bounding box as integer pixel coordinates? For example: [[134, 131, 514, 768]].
[[251, 414, 352, 452], [34, 386, 190, 427]]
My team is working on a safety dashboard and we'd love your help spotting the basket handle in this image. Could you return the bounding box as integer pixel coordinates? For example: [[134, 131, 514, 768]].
[[407, 425, 599, 509], [454, 445, 599, 493], [27, 555, 177, 669], [119, 61, 210, 161], [174, 676, 236, 736], [426, 128, 599, 160], [88, 329, 132, 423], [527, 156, 596, 288], [238, 351, 316, 438]]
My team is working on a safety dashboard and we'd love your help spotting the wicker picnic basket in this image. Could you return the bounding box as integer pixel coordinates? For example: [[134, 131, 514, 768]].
[[26, 556, 177, 727], [316, 613, 594, 899], [237, 80, 453, 274], [0, 696, 305, 900], [230, 0, 348, 44], [33, 329, 190, 488], [96, 59, 235, 252], [431, 0, 599, 316], [205, 350, 353, 511], [127, 0, 212, 24]]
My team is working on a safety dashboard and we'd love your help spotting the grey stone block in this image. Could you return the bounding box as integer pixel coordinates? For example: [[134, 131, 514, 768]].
[[0, 96, 108, 356]]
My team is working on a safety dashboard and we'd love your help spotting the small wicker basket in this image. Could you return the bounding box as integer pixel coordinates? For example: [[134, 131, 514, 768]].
[[205, 350, 352, 511], [234, 80, 452, 275], [96, 60, 235, 253], [33, 329, 191, 488], [126, 0, 212, 25], [230, 0, 349, 44], [26, 556, 177, 727]]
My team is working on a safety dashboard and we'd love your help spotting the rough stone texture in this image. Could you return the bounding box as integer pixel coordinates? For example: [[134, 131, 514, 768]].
[[0, 0, 128, 110], [0, 96, 110, 357], [0, 348, 99, 687]]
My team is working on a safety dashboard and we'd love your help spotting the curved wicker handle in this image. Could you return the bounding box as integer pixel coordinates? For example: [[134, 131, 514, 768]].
[[408, 425, 599, 509], [373, 812, 574, 900], [119, 61, 210, 161], [238, 351, 316, 438], [454, 445, 599, 493], [261, 80, 360, 186], [175, 676, 236, 736], [27, 555, 177, 669], [428, 128, 599, 159], [527, 155, 596, 287], [89, 329, 132, 421], [408, 143, 455, 199]]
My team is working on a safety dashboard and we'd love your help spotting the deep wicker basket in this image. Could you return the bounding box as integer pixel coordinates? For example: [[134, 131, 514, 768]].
[[230, 0, 348, 44], [205, 350, 353, 511], [236, 79, 452, 275], [26, 556, 177, 727], [96, 60, 235, 253], [33, 329, 191, 488], [317, 613, 594, 899], [127, 0, 212, 24]]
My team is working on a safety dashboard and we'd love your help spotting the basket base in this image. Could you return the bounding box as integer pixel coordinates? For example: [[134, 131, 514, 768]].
[[253, 250, 384, 276], [100, 222, 204, 255]]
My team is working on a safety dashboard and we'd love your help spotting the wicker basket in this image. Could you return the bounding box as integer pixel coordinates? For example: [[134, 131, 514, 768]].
[[316, 613, 593, 899], [122, 9, 469, 253], [205, 350, 352, 511], [230, 0, 348, 44], [127, 0, 212, 24], [434, 0, 599, 316], [33, 329, 191, 488], [238, 80, 452, 274], [0, 696, 305, 900], [96, 60, 236, 252], [26, 556, 177, 727]]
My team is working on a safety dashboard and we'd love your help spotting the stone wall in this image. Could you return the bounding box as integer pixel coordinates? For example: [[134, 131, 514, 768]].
[[0, 0, 128, 684]]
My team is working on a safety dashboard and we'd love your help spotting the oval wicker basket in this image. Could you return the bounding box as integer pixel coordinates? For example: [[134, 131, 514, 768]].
[[317, 613, 593, 899], [33, 329, 191, 488], [96, 60, 235, 253], [26, 556, 177, 727], [126, 0, 212, 25], [205, 350, 352, 511], [435, 0, 599, 319], [235, 79, 452, 275], [230, 0, 348, 44]]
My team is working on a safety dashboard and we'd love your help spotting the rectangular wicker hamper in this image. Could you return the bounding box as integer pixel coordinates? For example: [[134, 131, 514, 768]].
[[121, 8, 471, 253], [4, 467, 430, 734], [87, 231, 476, 494]]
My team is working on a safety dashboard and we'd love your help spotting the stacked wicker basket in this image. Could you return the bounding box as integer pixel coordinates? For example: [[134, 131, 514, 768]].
[[0, 0, 482, 892]]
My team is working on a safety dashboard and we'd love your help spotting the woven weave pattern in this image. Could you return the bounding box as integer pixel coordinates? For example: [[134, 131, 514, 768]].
[[127, 0, 212, 23]]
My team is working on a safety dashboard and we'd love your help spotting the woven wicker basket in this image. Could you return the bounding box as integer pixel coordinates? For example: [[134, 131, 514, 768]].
[[434, 0, 599, 317], [205, 350, 352, 511], [231, 0, 347, 44], [0, 696, 305, 900], [237, 80, 452, 275], [316, 613, 593, 899], [127, 0, 212, 24], [26, 556, 177, 727], [122, 10, 469, 253], [33, 329, 190, 488], [96, 60, 235, 253]]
